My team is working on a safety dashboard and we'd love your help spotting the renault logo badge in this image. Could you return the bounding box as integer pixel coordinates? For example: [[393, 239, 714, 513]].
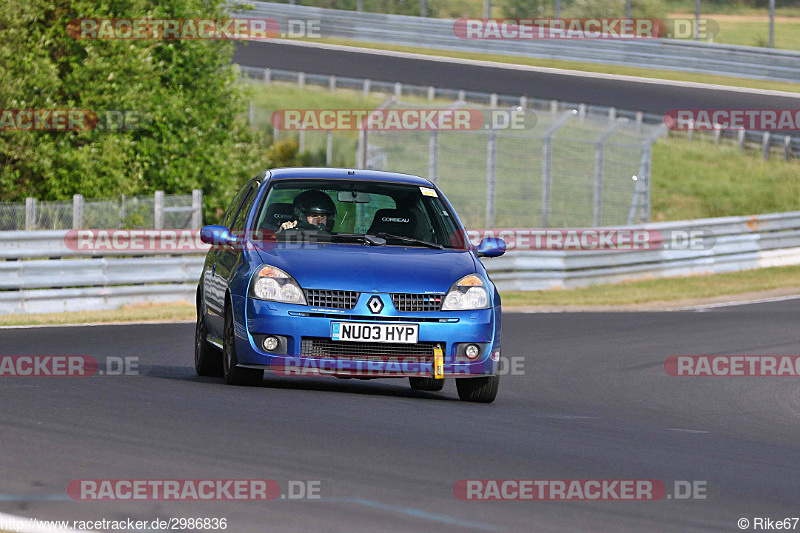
[[367, 295, 384, 314]]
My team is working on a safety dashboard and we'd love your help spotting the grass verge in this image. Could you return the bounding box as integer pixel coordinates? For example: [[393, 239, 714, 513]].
[[500, 264, 800, 308], [0, 303, 195, 327], [247, 83, 800, 222]]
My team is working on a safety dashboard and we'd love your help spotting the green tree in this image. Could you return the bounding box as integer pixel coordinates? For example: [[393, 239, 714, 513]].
[[0, 0, 272, 220]]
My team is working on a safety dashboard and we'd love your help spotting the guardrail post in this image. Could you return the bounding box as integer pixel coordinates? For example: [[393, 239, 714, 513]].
[[519, 96, 527, 109], [326, 131, 333, 166], [550, 100, 558, 115], [72, 194, 84, 229], [635, 112, 643, 133], [428, 86, 435, 101], [154, 191, 164, 230], [363, 79, 371, 98], [713, 123, 722, 144], [25, 198, 36, 231], [490, 93, 498, 108], [785, 136, 793, 161], [191, 189, 203, 229], [298, 72, 305, 89], [578, 104, 586, 121], [263, 68, 271, 84], [687, 120, 694, 142], [457, 90, 465, 102], [329, 75, 336, 93], [762, 132, 771, 160], [394, 82, 402, 98], [428, 130, 439, 185], [485, 128, 497, 228], [608, 107, 616, 123], [738, 130, 746, 151]]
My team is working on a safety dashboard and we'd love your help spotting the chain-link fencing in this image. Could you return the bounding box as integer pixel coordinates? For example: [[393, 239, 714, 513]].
[[0, 191, 203, 231]]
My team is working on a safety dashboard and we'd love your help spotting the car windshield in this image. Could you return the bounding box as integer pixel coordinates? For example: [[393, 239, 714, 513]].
[[253, 179, 468, 249]]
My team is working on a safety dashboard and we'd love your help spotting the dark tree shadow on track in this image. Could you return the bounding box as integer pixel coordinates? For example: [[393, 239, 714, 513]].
[[140, 364, 457, 401]]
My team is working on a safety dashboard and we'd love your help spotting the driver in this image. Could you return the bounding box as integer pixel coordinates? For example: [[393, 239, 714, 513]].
[[278, 190, 337, 233]]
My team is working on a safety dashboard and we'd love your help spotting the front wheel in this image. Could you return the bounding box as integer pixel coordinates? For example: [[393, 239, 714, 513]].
[[409, 377, 445, 392], [456, 375, 499, 403], [195, 308, 222, 377], [222, 305, 263, 386]]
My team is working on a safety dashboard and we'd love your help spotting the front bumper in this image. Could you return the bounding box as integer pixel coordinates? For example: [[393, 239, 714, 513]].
[[233, 294, 501, 378]]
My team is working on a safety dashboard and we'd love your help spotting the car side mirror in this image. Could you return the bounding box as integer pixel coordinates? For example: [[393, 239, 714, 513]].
[[200, 225, 238, 248], [476, 237, 506, 258]]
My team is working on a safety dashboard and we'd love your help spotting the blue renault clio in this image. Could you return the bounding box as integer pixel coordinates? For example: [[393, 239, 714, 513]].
[[195, 168, 505, 402]]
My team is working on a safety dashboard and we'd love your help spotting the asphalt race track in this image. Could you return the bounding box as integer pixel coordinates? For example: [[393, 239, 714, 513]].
[[232, 40, 800, 115], [1, 300, 799, 532]]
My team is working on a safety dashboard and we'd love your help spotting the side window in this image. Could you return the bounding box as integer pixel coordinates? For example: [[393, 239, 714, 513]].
[[222, 181, 252, 228], [231, 186, 257, 232]]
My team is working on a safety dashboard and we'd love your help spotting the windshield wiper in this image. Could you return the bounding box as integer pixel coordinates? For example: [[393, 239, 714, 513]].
[[332, 233, 386, 246], [374, 232, 444, 249]]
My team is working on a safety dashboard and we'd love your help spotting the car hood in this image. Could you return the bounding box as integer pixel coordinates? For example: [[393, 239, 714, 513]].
[[255, 243, 476, 293]]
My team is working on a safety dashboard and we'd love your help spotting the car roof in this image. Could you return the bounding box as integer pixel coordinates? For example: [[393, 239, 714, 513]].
[[265, 167, 433, 186]]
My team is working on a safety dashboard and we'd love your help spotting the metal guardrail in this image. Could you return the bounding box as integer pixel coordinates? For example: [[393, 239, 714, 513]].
[[0, 231, 209, 314], [480, 212, 800, 291], [3, 211, 800, 313], [239, 2, 800, 83]]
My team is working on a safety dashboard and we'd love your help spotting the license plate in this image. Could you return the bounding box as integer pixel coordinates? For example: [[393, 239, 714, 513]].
[[331, 322, 419, 344]]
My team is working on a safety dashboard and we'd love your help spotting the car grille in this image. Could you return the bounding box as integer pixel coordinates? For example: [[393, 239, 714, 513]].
[[391, 293, 444, 312], [304, 289, 359, 310], [301, 337, 438, 360]]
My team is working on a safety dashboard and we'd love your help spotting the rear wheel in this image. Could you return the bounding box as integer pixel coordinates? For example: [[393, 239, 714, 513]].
[[456, 375, 499, 403], [195, 307, 222, 377], [222, 304, 263, 386], [409, 377, 445, 392]]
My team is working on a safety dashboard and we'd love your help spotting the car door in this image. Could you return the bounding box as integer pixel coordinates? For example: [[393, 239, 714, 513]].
[[205, 181, 253, 337], [211, 181, 259, 331]]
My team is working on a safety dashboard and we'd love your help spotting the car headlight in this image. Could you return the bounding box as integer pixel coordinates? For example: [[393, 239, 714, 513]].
[[249, 265, 307, 305], [441, 274, 489, 310]]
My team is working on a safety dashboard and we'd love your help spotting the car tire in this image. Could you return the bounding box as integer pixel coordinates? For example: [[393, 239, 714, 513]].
[[456, 375, 499, 403], [195, 307, 223, 377], [409, 377, 445, 392], [222, 303, 263, 386]]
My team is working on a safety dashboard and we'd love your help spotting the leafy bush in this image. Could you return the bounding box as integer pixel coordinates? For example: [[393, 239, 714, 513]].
[[0, 0, 275, 223]]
